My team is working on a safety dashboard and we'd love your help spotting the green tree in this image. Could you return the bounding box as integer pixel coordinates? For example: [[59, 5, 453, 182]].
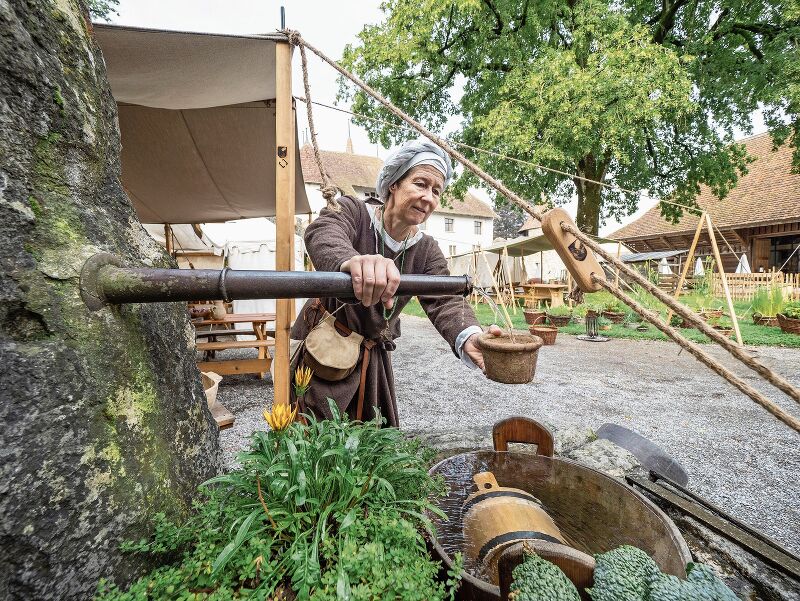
[[341, 0, 799, 235]]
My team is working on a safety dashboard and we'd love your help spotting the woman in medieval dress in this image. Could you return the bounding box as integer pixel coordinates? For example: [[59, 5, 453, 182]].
[[290, 139, 501, 427]]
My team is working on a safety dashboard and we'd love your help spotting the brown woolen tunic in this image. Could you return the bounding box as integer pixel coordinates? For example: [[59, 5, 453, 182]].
[[290, 195, 480, 427]]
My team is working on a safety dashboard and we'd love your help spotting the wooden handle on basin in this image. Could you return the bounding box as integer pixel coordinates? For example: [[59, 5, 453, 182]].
[[493, 417, 554, 457]]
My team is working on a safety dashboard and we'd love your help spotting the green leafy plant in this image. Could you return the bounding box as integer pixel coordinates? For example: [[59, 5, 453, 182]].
[[573, 304, 589, 318], [782, 301, 800, 319], [96, 403, 459, 600], [752, 286, 785, 318], [602, 300, 624, 313], [547, 305, 573, 317]]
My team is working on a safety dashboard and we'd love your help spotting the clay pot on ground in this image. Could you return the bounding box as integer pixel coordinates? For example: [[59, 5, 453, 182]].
[[699, 309, 723, 319], [529, 325, 558, 345], [523, 309, 546, 326], [476, 332, 543, 384], [710, 325, 734, 338]]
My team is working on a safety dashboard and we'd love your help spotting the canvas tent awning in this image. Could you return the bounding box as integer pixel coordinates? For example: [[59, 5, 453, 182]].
[[94, 24, 310, 223], [620, 249, 687, 262], [475, 233, 618, 257]]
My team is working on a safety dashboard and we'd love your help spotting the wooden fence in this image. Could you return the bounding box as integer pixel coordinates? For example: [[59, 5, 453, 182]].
[[710, 271, 800, 301]]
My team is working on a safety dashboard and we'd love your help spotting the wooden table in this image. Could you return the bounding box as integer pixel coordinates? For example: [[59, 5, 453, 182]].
[[520, 283, 568, 308], [193, 313, 276, 378]]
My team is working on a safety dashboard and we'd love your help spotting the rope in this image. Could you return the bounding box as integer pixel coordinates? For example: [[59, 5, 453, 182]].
[[596, 277, 800, 432], [283, 30, 800, 429], [296, 97, 705, 217], [286, 31, 341, 212], [563, 220, 800, 407]]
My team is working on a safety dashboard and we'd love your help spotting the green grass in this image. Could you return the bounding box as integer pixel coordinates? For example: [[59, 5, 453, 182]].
[[402, 292, 800, 348]]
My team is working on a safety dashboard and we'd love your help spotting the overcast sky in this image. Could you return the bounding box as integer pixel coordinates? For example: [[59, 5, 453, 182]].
[[107, 0, 768, 236]]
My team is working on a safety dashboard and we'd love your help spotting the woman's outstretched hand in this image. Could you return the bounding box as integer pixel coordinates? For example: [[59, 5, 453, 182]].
[[340, 255, 401, 309], [463, 324, 503, 372]]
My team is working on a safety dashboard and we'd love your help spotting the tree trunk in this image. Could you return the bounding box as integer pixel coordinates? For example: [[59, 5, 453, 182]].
[[573, 154, 604, 236], [0, 2, 221, 599]]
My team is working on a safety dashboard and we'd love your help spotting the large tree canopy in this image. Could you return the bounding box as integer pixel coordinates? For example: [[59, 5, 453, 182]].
[[341, 0, 799, 234]]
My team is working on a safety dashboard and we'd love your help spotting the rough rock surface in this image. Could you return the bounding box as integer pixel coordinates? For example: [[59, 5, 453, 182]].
[[566, 438, 641, 478], [0, 3, 221, 599]]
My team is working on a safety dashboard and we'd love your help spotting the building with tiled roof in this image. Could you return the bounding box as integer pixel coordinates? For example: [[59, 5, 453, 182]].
[[610, 133, 800, 273], [299, 141, 495, 257]]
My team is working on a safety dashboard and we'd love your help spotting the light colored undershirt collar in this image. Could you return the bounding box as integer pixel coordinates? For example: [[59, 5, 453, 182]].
[[366, 203, 424, 253]]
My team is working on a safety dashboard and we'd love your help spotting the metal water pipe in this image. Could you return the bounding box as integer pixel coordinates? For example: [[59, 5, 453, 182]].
[[79, 253, 472, 310]]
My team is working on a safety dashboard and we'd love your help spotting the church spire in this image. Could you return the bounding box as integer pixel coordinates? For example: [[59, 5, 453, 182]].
[[345, 119, 354, 153]]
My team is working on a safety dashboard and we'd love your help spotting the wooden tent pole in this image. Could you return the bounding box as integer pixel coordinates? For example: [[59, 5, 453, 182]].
[[274, 41, 296, 402], [666, 214, 705, 324], [164, 223, 174, 257], [481, 251, 514, 332], [503, 246, 517, 314], [706, 214, 742, 345]]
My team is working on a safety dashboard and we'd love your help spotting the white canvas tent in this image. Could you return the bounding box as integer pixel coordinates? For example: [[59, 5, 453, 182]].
[[736, 254, 751, 274], [94, 24, 310, 223], [94, 24, 306, 400], [202, 219, 305, 327]]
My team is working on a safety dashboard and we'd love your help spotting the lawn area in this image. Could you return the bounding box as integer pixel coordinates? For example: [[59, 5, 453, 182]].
[[402, 290, 800, 348]]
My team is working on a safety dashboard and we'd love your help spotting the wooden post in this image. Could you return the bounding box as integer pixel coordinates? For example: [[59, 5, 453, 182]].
[[706, 214, 742, 346], [502, 246, 517, 314], [274, 41, 295, 403], [164, 223, 174, 257], [481, 251, 515, 333], [666, 214, 705, 324], [566, 271, 573, 308]]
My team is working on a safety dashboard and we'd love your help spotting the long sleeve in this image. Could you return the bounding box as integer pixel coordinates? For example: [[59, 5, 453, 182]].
[[304, 196, 363, 272], [418, 241, 480, 357]]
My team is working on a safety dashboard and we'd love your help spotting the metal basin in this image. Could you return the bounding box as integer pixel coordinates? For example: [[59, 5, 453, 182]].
[[429, 451, 691, 601]]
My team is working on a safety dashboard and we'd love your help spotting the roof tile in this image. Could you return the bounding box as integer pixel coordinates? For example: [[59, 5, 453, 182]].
[[611, 133, 800, 240]]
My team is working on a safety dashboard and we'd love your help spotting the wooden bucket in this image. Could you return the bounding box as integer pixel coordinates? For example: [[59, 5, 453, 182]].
[[462, 471, 566, 584]]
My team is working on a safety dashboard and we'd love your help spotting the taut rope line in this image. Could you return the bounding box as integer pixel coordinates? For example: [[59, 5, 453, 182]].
[[595, 277, 800, 432], [282, 30, 800, 430], [293, 31, 341, 212]]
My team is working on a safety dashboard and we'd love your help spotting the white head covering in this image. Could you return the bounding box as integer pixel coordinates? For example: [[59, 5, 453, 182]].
[[375, 139, 453, 201]]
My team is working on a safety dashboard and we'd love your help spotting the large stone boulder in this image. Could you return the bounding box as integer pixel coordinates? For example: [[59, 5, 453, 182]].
[[0, 2, 221, 599]]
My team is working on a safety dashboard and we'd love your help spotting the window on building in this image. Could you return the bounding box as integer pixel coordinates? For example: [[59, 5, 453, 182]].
[[448, 245, 457, 257], [364, 190, 378, 199], [474, 220, 482, 235], [770, 234, 800, 273], [445, 217, 454, 232]]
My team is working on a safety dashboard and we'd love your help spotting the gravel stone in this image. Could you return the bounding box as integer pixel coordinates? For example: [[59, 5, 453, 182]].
[[219, 316, 800, 555]]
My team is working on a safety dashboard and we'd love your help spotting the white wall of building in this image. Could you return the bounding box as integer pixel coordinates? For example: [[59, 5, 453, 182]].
[[422, 213, 494, 257]]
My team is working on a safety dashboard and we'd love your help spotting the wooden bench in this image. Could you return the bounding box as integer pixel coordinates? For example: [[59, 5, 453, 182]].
[[196, 339, 275, 377], [195, 329, 257, 339], [197, 339, 274, 352]]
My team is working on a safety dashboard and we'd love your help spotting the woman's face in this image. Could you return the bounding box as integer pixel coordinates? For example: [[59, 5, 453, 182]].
[[387, 164, 445, 227]]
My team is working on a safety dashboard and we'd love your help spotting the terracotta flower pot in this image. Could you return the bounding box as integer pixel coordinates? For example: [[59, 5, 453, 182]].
[[700, 309, 723, 319], [523, 309, 546, 326], [529, 325, 558, 345], [477, 332, 543, 384]]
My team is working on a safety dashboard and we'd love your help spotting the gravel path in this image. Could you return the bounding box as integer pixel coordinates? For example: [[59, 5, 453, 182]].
[[217, 316, 800, 554]]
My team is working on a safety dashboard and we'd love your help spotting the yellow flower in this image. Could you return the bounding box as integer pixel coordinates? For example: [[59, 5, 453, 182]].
[[263, 402, 297, 431], [293, 366, 313, 396]]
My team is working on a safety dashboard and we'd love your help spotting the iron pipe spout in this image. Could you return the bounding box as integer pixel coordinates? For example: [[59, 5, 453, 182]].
[[80, 253, 472, 310]]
